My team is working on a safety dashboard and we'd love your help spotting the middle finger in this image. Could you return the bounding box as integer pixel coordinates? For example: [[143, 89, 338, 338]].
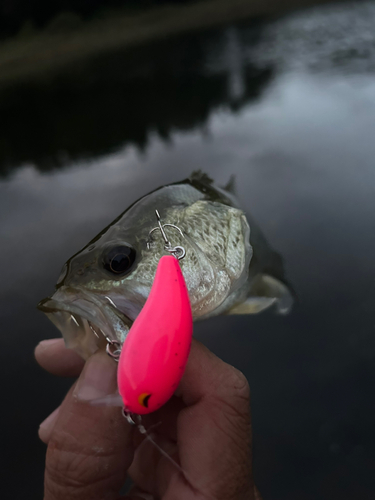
[[35, 338, 85, 377]]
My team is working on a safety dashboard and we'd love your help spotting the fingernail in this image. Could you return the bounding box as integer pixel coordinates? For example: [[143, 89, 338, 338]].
[[74, 353, 117, 402], [37, 338, 61, 349], [39, 406, 60, 443]]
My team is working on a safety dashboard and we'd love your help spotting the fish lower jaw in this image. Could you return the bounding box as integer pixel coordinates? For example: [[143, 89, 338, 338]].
[[37, 295, 130, 359]]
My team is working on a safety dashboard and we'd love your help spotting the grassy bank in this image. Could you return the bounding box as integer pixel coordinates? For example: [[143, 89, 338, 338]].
[[0, 0, 337, 87]]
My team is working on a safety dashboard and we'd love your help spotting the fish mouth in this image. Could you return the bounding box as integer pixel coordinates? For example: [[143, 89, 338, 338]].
[[38, 286, 133, 360]]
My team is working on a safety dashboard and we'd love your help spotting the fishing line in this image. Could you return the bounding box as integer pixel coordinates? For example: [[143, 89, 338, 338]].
[[124, 410, 188, 477]]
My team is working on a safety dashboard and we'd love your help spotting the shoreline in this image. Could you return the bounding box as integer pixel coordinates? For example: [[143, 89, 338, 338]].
[[0, 0, 339, 88]]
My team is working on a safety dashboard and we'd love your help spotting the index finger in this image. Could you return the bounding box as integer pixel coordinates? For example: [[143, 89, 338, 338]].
[[44, 351, 135, 500]]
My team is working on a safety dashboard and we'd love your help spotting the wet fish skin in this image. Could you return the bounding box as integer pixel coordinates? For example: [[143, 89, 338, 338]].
[[38, 172, 292, 359]]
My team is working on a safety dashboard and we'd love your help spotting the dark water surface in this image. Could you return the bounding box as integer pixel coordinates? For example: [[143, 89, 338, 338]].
[[1, 2, 375, 498]]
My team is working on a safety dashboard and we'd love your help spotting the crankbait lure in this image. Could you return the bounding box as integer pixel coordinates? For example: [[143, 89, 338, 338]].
[[118, 254, 192, 414], [116, 210, 193, 415], [89, 211, 190, 475]]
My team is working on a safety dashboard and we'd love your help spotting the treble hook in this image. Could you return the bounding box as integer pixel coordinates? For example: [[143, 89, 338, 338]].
[[154, 209, 171, 247], [87, 320, 121, 361], [147, 210, 186, 260]]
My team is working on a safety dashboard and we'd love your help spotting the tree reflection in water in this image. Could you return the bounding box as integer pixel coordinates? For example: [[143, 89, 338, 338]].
[[0, 23, 273, 176]]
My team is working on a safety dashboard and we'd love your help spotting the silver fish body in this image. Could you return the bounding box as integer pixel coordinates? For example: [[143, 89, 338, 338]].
[[38, 172, 292, 359]]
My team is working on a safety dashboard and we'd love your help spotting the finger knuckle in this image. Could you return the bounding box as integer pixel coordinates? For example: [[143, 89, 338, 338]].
[[45, 439, 116, 498], [224, 365, 251, 402], [212, 367, 251, 440]]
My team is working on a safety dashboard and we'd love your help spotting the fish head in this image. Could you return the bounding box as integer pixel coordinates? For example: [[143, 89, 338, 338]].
[[38, 177, 252, 359], [37, 214, 150, 359]]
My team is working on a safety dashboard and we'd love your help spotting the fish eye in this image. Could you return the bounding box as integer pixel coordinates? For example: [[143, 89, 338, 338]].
[[103, 245, 136, 275]]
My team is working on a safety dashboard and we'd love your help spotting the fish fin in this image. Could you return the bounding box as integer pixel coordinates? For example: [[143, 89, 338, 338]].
[[189, 170, 214, 185], [227, 297, 277, 314], [88, 393, 123, 407], [227, 274, 293, 315], [222, 174, 236, 194]]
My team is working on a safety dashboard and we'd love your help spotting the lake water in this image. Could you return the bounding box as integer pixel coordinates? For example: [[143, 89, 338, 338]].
[[1, 2, 375, 498]]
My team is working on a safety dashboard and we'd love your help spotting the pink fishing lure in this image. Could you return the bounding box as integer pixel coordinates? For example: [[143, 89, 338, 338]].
[[117, 255, 193, 415]]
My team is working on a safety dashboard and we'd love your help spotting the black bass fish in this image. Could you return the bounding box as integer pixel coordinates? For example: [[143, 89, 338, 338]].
[[38, 172, 292, 359]]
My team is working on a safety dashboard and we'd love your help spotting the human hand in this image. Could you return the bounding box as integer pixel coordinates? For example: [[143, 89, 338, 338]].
[[35, 338, 261, 500]]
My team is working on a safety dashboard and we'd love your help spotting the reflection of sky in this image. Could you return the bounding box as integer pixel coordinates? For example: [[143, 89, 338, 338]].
[[2, 4, 375, 499], [2, 72, 375, 300]]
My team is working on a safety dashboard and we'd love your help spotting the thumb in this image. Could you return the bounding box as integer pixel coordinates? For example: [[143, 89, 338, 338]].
[[43, 351, 134, 500], [128, 339, 255, 500]]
